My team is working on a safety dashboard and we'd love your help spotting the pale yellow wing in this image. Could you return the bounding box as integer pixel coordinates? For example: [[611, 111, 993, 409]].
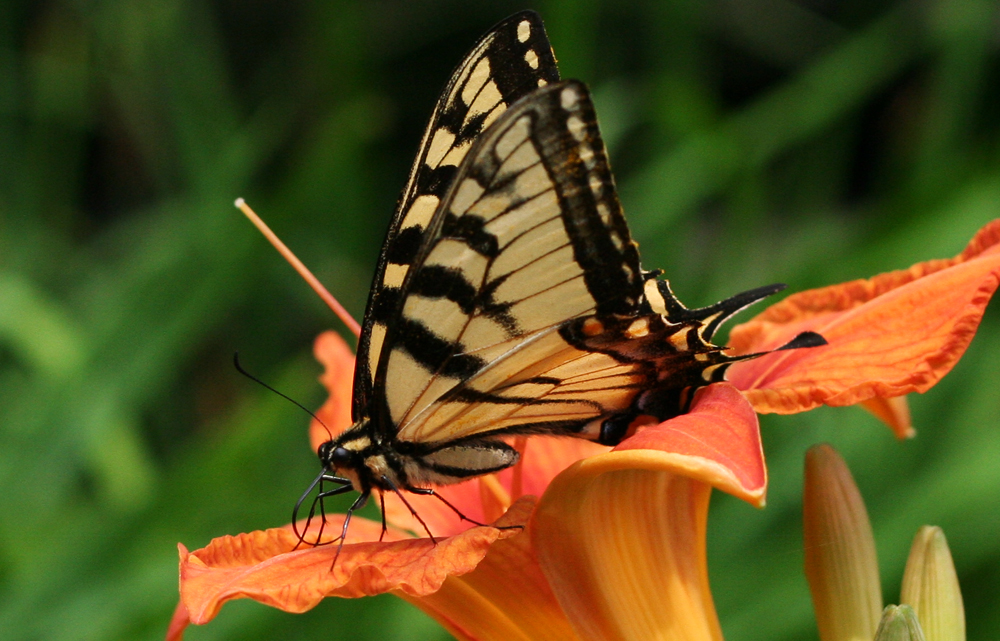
[[374, 81, 645, 443]]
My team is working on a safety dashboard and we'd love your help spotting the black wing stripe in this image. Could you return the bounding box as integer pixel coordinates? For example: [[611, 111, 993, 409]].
[[532, 84, 643, 316], [408, 264, 480, 313], [548, 381, 646, 394], [396, 318, 486, 378], [418, 166, 459, 198], [439, 213, 501, 257], [384, 226, 424, 267]]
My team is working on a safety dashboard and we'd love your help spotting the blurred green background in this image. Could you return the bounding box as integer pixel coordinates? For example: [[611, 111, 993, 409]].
[[2, 0, 998, 639]]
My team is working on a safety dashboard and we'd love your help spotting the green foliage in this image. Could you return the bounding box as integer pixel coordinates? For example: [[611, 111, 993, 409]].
[[1, 0, 997, 639]]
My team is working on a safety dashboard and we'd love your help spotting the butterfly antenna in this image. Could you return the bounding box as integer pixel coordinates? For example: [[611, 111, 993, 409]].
[[235, 198, 362, 339], [232, 352, 334, 442]]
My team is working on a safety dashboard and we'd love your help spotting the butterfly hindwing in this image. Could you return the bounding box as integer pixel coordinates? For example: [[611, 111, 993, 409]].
[[373, 81, 646, 445], [353, 11, 560, 420]]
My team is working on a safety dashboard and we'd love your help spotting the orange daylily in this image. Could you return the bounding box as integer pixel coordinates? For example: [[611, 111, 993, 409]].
[[729, 219, 1000, 437], [170, 340, 762, 641], [169, 219, 1000, 641]]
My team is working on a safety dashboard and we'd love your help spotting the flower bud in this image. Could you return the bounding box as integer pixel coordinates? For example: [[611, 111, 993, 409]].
[[900, 526, 965, 641], [874, 605, 926, 641], [804, 444, 882, 641]]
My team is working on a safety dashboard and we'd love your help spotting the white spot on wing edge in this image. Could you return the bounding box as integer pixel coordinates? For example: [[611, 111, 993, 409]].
[[560, 86, 579, 110], [588, 173, 604, 198], [567, 115, 586, 142], [517, 20, 531, 43], [524, 49, 539, 69]]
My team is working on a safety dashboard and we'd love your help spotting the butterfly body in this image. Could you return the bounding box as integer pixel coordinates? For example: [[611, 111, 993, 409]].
[[309, 12, 823, 505]]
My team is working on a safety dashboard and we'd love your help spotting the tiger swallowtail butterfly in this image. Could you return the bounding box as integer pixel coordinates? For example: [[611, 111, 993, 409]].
[[298, 10, 825, 544]]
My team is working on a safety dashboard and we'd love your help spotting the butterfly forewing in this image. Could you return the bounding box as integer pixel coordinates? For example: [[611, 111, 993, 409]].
[[374, 81, 646, 445], [354, 11, 560, 420]]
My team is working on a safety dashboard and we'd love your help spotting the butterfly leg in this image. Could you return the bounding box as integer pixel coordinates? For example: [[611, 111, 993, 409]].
[[294, 480, 355, 549], [378, 491, 388, 543], [329, 491, 369, 571], [315, 482, 357, 545], [293, 468, 329, 546], [380, 475, 438, 544], [408, 486, 524, 532], [314, 476, 331, 546]]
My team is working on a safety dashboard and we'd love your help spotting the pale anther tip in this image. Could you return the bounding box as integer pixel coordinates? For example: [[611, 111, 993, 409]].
[[234, 197, 245, 208]]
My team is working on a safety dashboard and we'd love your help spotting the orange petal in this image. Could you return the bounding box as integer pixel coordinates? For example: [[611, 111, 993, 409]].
[[533, 462, 721, 641], [861, 395, 914, 439], [165, 600, 190, 641], [614, 383, 766, 506], [499, 436, 610, 501], [525, 385, 767, 639], [728, 219, 1000, 415], [402, 520, 580, 641], [310, 331, 356, 451], [179, 498, 533, 625]]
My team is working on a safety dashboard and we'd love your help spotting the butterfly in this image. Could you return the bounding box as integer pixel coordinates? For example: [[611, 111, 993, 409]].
[[297, 10, 824, 545]]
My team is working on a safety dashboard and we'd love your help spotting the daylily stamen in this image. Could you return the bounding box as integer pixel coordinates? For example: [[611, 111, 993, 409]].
[[235, 197, 362, 338]]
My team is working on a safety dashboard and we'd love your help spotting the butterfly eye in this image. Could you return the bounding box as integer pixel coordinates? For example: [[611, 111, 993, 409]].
[[319, 442, 355, 470]]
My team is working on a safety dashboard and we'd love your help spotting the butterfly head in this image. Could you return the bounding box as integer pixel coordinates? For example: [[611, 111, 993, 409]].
[[316, 419, 387, 492]]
